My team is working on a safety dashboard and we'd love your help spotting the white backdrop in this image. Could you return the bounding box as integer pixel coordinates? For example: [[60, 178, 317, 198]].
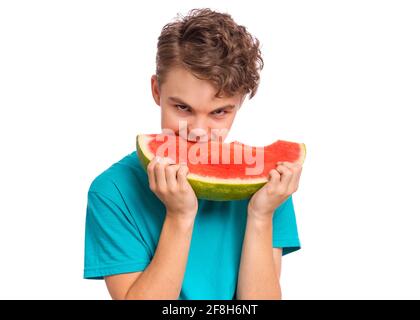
[[1, 0, 419, 299]]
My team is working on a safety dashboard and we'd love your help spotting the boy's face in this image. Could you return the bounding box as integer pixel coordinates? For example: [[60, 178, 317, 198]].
[[151, 67, 244, 142]]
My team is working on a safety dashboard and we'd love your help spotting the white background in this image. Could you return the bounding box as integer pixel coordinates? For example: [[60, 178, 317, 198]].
[[1, 0, 419, 299]]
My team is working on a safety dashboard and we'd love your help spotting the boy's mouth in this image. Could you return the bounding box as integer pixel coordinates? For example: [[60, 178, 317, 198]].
[[179, 133, 227, 144]]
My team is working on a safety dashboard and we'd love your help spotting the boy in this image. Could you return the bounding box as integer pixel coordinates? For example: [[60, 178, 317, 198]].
[[84, 8, 303, 300]]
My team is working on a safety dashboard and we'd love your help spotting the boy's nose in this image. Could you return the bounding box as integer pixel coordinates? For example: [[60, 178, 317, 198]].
[[188, 127, 209, 142], [186, 117, 210, 142]]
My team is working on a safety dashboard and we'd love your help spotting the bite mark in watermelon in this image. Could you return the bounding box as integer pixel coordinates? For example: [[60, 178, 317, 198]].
[[136, 133, 306, 201]]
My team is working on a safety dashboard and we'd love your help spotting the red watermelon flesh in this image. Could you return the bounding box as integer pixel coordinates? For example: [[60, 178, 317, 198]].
[[136, 133, 306, 201]]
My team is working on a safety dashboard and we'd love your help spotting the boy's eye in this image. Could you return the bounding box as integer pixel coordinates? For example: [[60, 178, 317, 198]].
[[175, 104, 191, 112], [212, 109, 227, 116]]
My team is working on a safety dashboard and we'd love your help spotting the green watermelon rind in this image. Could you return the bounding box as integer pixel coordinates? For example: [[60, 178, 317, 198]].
[[136, 134, 306, 201]]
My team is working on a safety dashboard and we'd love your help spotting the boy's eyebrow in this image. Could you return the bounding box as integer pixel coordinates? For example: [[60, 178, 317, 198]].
[[168, 96, 236, 112]]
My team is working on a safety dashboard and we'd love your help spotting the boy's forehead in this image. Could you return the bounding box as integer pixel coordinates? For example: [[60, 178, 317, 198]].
[[162, 67, 243, 109]]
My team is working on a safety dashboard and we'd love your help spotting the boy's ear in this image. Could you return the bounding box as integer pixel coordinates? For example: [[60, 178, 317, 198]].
[[151, 75, 161, 106]]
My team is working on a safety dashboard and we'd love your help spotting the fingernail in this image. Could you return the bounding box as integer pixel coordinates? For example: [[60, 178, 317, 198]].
[[155, 156, 161, 163]]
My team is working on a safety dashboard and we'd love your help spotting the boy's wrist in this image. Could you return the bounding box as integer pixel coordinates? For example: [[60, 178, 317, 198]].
[[165, 211, 196, 228], [247, 208, 274, 224]]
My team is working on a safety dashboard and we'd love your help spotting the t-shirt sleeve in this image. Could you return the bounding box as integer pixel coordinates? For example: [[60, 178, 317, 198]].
[[272, 195, 301, 256], [84, 189, 151, 280]]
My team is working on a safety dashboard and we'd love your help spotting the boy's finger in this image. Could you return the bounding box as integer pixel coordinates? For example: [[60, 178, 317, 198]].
[[282, 162, 302, 193], [177, 164, 190, 189], [146, 157, 159, 189], [268, 169, 281, 187], [154, 157, 172, 189], [165, 164, 180, 191], [275, 164, 293, 190], [290, 166, 302, 192]]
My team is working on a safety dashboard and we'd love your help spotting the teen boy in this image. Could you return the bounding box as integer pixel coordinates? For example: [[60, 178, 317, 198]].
[[84, 8, 303, 300]]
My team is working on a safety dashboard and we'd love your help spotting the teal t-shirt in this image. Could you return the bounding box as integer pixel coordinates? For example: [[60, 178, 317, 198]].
[[83, 151, 301, 299]]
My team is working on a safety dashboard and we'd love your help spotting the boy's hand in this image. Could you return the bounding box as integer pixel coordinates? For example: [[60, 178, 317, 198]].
[[247, 161, 303, 221], [147, 156, 198, 222]]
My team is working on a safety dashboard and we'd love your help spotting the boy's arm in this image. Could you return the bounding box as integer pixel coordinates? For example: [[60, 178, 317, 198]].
[[106, 156, 198, 300], [105, 214, 194, 300], [237, 161, 302, 300], [236, 213, 282, 300]]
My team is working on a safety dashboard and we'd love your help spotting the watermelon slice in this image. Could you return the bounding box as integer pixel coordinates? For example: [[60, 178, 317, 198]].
[[136, 133, 306, 201]]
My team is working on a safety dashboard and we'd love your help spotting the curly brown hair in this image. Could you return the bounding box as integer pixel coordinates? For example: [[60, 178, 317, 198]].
[[155, 8, 264, 99]]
